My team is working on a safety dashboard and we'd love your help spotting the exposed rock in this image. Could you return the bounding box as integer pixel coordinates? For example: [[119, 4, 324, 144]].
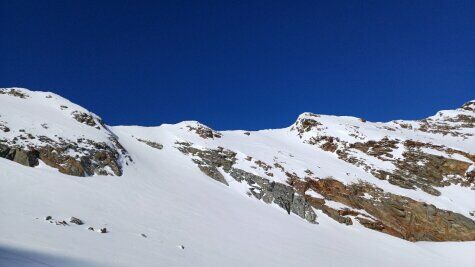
[[197, 163, 229, 185], [137, 138, 163, 149], [350, 137, 398, 159], [99, 228, 107, 233], [13, 149, 39, 167], [293, 177, 475, 241], [176, 143, 317, 223], [177, 143, 236, 186], [0, 88, 29, 98], [308, 136, 341, 152], [309, 136, 475, 196], [37, 142, 122, 176], [186, 124, 222, 139], [55, 220, 69, 226], [72, 111, 97, 127], [292, 114, 323, 136], [69, 217, 84, 225], [232, 169, 318, 223], [254, 160, 272, 171], [0, 124, 10, 132], [0, 137, 126, 176], [291, 195, 318, 223], [460, 100, 475, 112], [45, 216, 52, 220]]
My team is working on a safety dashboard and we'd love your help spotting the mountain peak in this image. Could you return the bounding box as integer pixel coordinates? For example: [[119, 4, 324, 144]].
[[460, 100, 475, 112]]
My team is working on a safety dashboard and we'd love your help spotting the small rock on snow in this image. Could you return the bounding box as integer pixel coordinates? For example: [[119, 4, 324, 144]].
[[69, 217, 84, 225]]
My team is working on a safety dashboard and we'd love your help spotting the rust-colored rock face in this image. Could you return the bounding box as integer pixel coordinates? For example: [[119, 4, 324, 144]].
[[294, 177, 475, 242]]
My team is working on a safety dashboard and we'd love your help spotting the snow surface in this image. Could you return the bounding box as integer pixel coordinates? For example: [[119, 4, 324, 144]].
[[1, 88, 475, 266]]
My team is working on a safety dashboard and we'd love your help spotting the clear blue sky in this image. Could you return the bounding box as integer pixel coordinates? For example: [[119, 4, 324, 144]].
[[1, 1, 474, 130]]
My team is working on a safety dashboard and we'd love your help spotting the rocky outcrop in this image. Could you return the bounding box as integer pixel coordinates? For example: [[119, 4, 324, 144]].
[[343, 139, 475, 195], [291, 113, 323, 137], [296, 118, 475, 196], [176, 142, 235, 185], [72, 111, 98, 127], [176, 141, 475, 239], [0, 137, 127, 176], [290, 177, 475, 241], [0, 123, 10, 132], [0, 88, 28, 98], [137, 138, 163, 149], [186, 124, 222, 139], [176, 142, 317, 223], [460, 100, 475, 112], [0, 88, 131, 176], [69, 217, 84, 225], [229, 168, 317, 223]]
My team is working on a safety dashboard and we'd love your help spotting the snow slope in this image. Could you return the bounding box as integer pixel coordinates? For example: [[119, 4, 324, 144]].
[[1, 88, 474, 266]]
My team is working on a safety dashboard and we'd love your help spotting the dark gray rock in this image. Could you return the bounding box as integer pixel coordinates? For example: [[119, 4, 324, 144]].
[[137, 138, 163, 149], [176, 143, 318, 224], [197, 164, 229, 186], [291, 195, 317, 223], [55, 220, 68, 226], [69, 217, 84, 225], [0, 144, 10, 158], [271, 183, 294, 214], [229, 167, 316, 222], [0, 125, 9, 132]]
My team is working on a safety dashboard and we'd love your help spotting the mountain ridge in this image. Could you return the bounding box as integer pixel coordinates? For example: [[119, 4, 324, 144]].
[[1, 87, 475, 266]]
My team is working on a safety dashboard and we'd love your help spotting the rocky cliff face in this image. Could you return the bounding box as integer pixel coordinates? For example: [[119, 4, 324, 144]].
[[1, 87, 474, 242], [0, 88, 130, 176]]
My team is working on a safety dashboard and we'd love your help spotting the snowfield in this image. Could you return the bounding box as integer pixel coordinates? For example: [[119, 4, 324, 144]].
[[1, 88, 474, 266]]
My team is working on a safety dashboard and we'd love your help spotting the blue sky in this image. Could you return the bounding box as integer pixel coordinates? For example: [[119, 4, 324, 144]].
[[1, 1, 473, 130]]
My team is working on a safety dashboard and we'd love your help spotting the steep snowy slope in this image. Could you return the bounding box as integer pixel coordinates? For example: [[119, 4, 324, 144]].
[[0, 88, 130, 176], [1, 88, 474, 266]]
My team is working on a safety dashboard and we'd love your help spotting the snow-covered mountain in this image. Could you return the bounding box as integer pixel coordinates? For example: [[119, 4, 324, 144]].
[[1, 87, 474, 266]]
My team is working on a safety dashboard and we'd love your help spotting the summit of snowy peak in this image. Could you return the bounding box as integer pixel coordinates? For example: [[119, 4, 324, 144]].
[[0, 87, 130, 176], [174, 120, 222, 139], [459, 99, 475, 112], [290, 111, 379, 144]]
